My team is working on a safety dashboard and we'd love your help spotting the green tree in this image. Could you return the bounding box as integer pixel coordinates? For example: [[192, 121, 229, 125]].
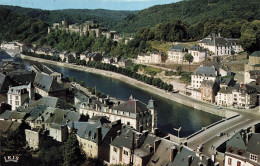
[[176, 66, 183, 75], [184, 53, 194, 71], [63, 123, 84, 166]]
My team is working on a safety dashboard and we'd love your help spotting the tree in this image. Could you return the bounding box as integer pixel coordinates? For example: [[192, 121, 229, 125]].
[[63, 123, 84, 166], [176, 66, 183, 76], [184, 53, 194, 71]]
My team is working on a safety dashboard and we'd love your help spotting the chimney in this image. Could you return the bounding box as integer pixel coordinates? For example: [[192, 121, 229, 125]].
[[96, 127, 102, 145], [117, 130, 121, 136], [187, 155, 193, 166], [206, 157, 211, 166], [250, 126, 255, 133], [170, 146, 177, 162], [246, 133, 250, 144], [214, 162, 220, 166], [154, 140, 161, 153], [154, 128, 158, 136], [218, 33, 221, 37], [142, 130, 149, 136], [139, 125, 143, 133]]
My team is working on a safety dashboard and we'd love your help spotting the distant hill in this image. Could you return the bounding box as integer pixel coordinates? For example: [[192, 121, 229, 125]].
[[0, 8, 48, 43], [112, 0, 260, 32], [0, 5, 138, 29]]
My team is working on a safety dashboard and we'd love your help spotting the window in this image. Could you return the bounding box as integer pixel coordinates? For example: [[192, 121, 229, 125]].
[[113, 147, 117, 153], [237, 161, 241, 166], [124, 150, 128, 156], [228, 158, 232, 165], [15, 96, 19, 100], [250, 154, 258, 162], [15, 101, 19, 106]]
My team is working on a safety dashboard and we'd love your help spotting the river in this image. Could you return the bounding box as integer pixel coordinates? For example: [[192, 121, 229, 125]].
[[48, 64, 222, 137]]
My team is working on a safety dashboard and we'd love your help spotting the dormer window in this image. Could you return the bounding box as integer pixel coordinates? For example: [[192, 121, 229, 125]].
[[237, 149, 243, 155], [228, 147, 233, 153], [250, 154, 258, 162]]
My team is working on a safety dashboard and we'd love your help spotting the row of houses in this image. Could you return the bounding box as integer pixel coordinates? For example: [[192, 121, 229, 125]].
[[187, 62, 259, 108]]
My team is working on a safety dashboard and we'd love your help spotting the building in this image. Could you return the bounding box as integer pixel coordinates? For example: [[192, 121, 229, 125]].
[[25, 128, 42, 150], [224, 129, 260, 166], [220, 77, 236, 88], [198, 33, 242, 56], [201, 80, 219, 103], [188, 45, 207, 63], [33, 73, 65, 98], [7, 83, 34, 110], [6, 69, 36, 85], [232, 84, 257, 108], [0, 73, 11, 93], [49, 123, 68, 142], [68, 117, 122, 162], [78, 96, 157, 132], [167, 45, 187, 63], [216, 86, 233, 107], [80, 52, 103, 62], [110, 126, 160, 166], [1, 42, 27, 52], [244, 70, 260, 84], [191, 65, 220, 89], [137, 52, 162, 64], [102, 57, 114, 64], [244, 51, 260, 72]]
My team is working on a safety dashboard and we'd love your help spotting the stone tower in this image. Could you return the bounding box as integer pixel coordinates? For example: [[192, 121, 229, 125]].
[[147, 98, 158, 131]]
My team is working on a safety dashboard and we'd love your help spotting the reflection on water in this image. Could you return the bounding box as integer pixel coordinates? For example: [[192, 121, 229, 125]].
[[50, 64, 221, 137]]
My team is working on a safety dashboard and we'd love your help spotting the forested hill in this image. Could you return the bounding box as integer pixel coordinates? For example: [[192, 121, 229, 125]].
[[0, 5, 138, 29], [0, 8, 48, 43], [112, 0, 260, 32]]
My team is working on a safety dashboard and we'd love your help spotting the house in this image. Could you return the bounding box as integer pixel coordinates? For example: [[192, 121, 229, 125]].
[[109, 126, 160, 166], [78, 96, 157, 132], [167, 45, 187, 63], [245, 51, 260, 72], [6, 69, 36, 85], [0, 110, 28, 122], [188, 45, 207, 63], [220, 77, 236, 88], [59, 51, 70, 62], [80, 52, 103, 62], [28, 63, 62, 82], [201, 80, 219, 103], [68, 117, 122, 162], [25, 128, 42, 150], [0, 120, 22, 134], [137, 52, 162, 64], [74, 91, 90, 105], [33, 73, 65, 98], [198, 33, 233, 56], [232, 84, 257, 108], [191, 65, 220, 89], [224, 129, 260, 166], [7, 83, 34, 110], [216, 86, 233, 107], [102, 57, 114, 64], [49, 123, 68, 142], [244, 70, 260, 84], [1, 42, 27, 52]]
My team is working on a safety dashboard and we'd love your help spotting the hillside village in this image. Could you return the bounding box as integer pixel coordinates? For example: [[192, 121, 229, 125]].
[[0, 29, 260, 165]]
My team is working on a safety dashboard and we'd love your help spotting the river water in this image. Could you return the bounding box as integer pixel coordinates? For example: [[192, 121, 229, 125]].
[[49, 64, 221, 137]]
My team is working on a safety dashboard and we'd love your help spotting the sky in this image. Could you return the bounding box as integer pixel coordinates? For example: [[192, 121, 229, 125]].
[[0, 0, 180, 10]]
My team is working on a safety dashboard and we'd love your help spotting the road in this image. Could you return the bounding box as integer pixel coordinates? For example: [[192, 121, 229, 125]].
[[186, 115, 260, 164]]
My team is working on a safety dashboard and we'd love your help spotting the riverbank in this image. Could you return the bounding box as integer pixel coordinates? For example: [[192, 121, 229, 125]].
[[21, 55, 238, 118]]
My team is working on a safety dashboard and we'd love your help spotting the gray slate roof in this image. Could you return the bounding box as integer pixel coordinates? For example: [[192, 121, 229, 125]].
[[233, 84, 256, 94], [169, 45, 185, 52], [34, 73, 64, 93], [194, 66, 218, 77], [218, 87, 233, 94], [226, 130, 247, 156], [247, 133, 260, 155], [112, 99, 149, 114], [201, 80, 217, 88], [250, 51, 260, 57]]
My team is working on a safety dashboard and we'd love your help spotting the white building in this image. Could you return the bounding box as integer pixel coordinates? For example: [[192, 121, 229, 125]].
[[137, 52, 162, 64], [167, 45, 187, 63], [232, 84, 257, 108], [7, 83, 34, 110], [191, 65, 220, 89], [78, 96, 157, 132], [215, 87, 233, 107], [188, 45, 207, 63], [1, 42, 27, 52], [198, 33, 232, 56]]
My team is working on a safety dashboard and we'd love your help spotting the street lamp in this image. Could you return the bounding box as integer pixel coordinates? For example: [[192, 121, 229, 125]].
[[174, 127, 182, 140]]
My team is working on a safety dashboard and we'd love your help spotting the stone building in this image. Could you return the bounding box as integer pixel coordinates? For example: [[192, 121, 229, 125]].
[[201, 80, 219, 103], [137, 52, 162, 64], [25, 128, 42, 150], [188, 45, 207, 63], [78, 96, 157, 132], [244, 51, 260, 72], [232, 84, 257, 108], [7, 83, 34, 110], [167, 45, 187, 63]]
